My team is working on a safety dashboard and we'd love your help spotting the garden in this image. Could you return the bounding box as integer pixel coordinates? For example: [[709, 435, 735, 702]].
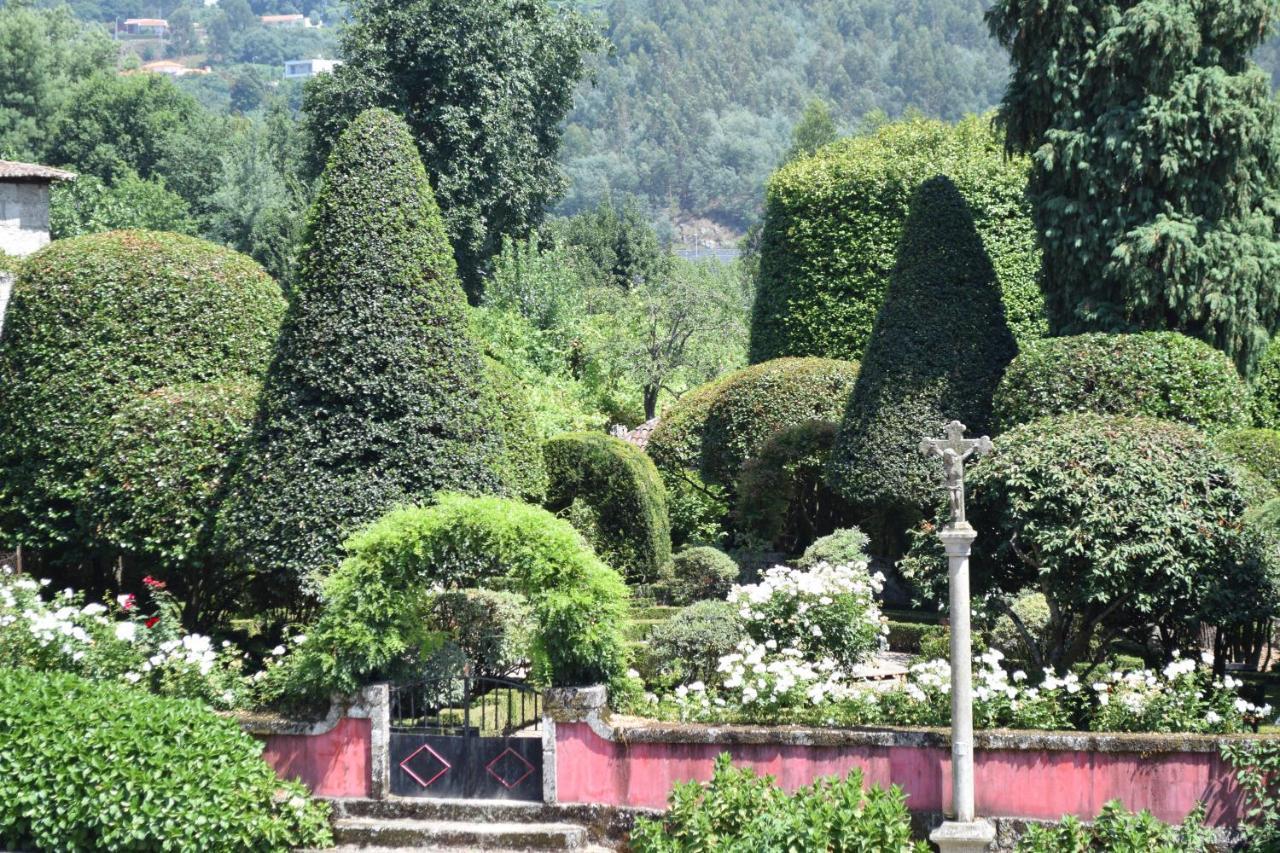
[[4, 11, 1280, 847]]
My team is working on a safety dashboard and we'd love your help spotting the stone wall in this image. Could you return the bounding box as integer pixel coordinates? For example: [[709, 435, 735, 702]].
[[0, 182, 52, 258]]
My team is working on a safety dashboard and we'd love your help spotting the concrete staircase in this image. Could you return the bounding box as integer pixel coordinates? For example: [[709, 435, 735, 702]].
[[320, 797, 630, 852]]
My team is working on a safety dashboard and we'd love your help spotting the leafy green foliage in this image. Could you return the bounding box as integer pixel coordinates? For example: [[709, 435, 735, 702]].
[[214, 109, 507, 600], [736, 420, 851, 553], [988, 0, 1280, 375], [85, 381, 259, 581], [1214, 428, 1280, 495], [695, 358, 860, 490], [667, 547, 739, 606], [795, 527, 870, 571], [993, 333, 1250, 435], [0, 668, 331, 852], [902, 414, 1273, 672], [1250, 336, 1280, 429], [750, 115, 1043, 364], [483, 359, 549, 503], [0, 231, 284, 558], [424, 589, 535, 680], [784, 98, 839, 165], [986, 590, 1052, 667], [640, 601, 742, 688], [543, 432, 672, 583], [1016, 801, 1214, 853], [284, 495, 630, 696], [629, 753, 925, 852], [1222, 739, 1280, 851], [828, 175, 1017, 531], [51, 173, 196, 239], [302, 0, 606, 297]]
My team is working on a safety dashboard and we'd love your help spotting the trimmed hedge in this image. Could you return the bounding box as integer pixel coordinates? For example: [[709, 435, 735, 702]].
[[648, 358, 859, 496], [85, 381, 259, 571], [828, 175, 1017, 525], [0, 668, 331, 852], [484, 358, 548, 502], [214, 109, 507, 599], [1214, 429, 1280, 494], [993, 332, 1250, 434], [735, 420, 851, 553], [667, 546, 740, 606], [750, 114, 1044, 364], [795, 527, 871, 570], [902, 414, 1270, 671], [0, 230, 284, 557], [288, 494, 630, 694], [544, 432, 671, 583], [885, 620, 944, 655]]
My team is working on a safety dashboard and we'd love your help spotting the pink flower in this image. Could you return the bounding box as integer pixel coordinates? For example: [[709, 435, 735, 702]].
[[117, 593, 136, 611], [142, 576, 166, 590]]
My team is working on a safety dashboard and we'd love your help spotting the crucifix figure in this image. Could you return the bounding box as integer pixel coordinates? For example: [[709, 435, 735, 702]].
[[919, 420, 992, 524]]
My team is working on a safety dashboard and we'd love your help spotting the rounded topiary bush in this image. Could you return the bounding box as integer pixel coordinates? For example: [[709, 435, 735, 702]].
[[484, 358, 548, 502], [215, 109, 507, 600], [0, 668, 331, 852], [288, 494, 630, 695], [902, 414, 1267, 671], [85, 380, 259, 573], [993, 332, 1250, 434], [1214, 428, 1280, 494], [795, 527, 871, 570], [735, 420, 851, 553], [750, 115, 1044, 363], [0, 230, 284, 555], [667, 546, 740, 606], [543, 432, 671, 583], [647, 358, 859, 498], [641, 600, 742, 686], [828, 176, 1017, 533]]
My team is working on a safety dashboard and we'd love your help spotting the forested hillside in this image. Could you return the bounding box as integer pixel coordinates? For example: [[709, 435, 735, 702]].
[[559, 0, 1012, 227]]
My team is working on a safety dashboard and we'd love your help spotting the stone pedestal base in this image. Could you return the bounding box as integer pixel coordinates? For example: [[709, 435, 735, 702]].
[[930, 819, 995, 853]]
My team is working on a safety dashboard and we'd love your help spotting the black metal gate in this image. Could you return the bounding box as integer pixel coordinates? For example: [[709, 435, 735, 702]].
[[389, 673, 543, 801]]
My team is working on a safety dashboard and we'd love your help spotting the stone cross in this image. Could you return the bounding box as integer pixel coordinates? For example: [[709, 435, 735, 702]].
[[919, 421, 992, 525]]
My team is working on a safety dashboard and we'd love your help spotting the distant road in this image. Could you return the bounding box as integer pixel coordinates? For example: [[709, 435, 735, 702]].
[[675, 246, 739, 263]]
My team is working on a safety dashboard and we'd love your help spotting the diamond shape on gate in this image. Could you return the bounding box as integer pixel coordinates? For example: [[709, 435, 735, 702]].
[[485, 747, 535, 790], [400, 744, 452, 788]]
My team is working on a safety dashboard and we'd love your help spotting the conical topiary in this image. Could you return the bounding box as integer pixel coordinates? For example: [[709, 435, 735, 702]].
[[214, 108, 507, 600], [827, 175, 1017, 542]]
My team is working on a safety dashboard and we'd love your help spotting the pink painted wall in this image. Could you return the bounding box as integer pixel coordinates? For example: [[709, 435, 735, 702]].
[[258, 716, 372, 798], [555, 722, 1246, 827]]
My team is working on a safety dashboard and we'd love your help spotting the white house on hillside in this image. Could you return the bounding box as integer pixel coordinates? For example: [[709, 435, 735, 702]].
[[284, 58, 342, 79], [0, 161, 75, 333]]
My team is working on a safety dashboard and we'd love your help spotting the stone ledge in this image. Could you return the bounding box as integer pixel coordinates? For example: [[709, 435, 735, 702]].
[[595, 715, 1280, 754]]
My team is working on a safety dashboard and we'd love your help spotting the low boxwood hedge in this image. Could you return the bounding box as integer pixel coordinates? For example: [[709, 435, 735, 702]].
[[0, 668, 331, 852]]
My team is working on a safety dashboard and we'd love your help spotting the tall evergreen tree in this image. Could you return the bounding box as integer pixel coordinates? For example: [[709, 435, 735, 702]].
[[214, 108, 507, 601], [827, 176, 1016, 547], [987, 0, 1280, 374], [784, 98, 838, 164]]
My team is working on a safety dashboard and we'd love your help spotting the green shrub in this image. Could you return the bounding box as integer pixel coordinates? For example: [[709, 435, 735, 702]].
[[0, 230, 284, 557], [993, 332, 1250, 434], [1222, 739, 1280, 851], [424, 589, 535, 680], [629, 753, 925, 852], [642, 600, 743, 687], [795, 527, 871, 570], [750, 114, 1044, 364], [0, 668, 331, 852], [1249, 336, 1280, 429], [986, 590, 1051, 666], [286, 494, 630, 696], [1016, 801, 1214, 852], [84, 381, 259, 588], [483, 358, 549, 502], [1214, 428, 1280, 494], [885, 621, 944, 655], [667, 546, 739, 606], [902, 414, 1272, 672], [663, 470, 731, 550], [828, 176, 1017, 532], [214, 109, 507, 600], [735, 420, 851, 553], [543, 432, 671, 583]]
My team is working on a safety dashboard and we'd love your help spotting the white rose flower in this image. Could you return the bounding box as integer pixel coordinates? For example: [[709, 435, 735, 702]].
[[114, 621, 137, 643]]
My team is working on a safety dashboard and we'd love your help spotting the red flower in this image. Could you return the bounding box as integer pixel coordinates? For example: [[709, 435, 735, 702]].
[[118, 593, 136, 611], [142, 576, 166, 590], [145, 616, 160, 629]]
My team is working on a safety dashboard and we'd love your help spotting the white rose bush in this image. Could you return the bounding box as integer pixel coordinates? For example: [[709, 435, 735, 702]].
[[640, 561, 1272, 734], [0, 565, 253, 708]]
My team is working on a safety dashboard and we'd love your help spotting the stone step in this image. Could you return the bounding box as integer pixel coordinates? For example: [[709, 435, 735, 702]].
[[330, 816, 589, 850], [329, 797, 559, 823]]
